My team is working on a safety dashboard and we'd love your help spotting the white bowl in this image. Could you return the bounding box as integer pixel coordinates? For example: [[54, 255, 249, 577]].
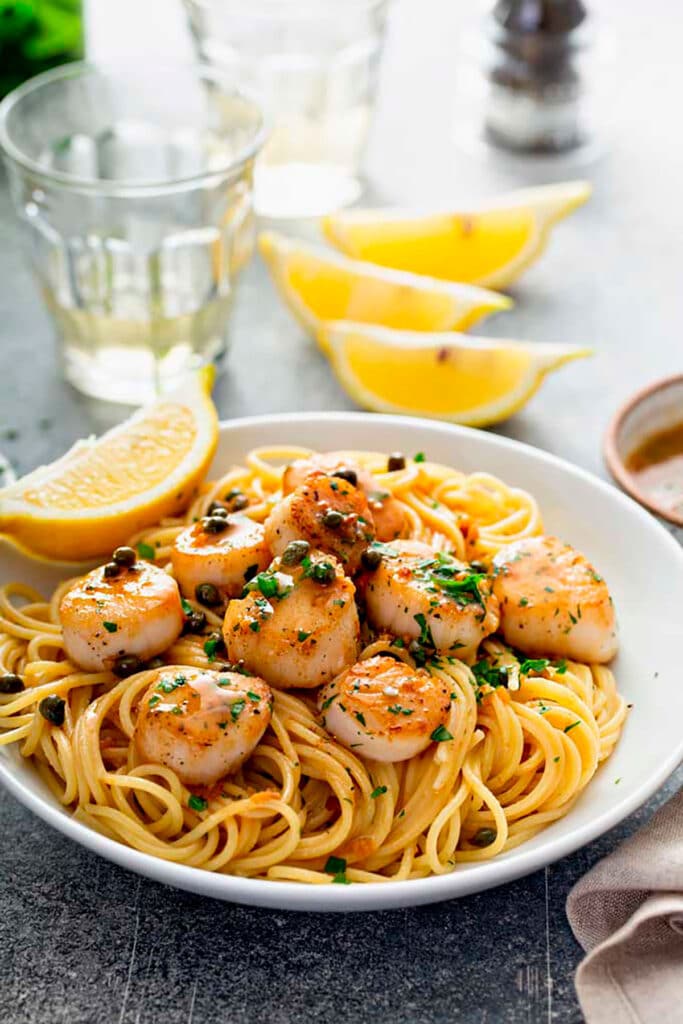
[[1, 413, 682, 912]]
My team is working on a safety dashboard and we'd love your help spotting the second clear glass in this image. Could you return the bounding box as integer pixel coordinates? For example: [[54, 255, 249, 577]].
[[0, 62, 266, 404], [184, 0, 391, 218]]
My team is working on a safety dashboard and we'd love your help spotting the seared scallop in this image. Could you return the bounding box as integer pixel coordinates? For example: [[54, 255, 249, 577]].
[[135, 666, 272, 786], [265, 471, 375, 574], [363, 539, 499, 663], [60, 556, 184, 672], [223, 546, 360, 689], [283, 452, 407, 542], [492, 535, 618, 663], [171, 512, 270, 599], [319, 655, 452, 762]]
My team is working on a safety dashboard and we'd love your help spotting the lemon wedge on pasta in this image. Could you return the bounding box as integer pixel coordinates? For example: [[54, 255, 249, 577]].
[[259, 230, 512, 345], [0, 367, 218, 562], [322, 181, 591, 289], [318, 322, 591, 426]]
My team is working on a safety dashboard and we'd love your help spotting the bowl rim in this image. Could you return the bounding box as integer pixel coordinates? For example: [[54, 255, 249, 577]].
[[2, 409, 683, 911], [603, 373, 683, 527]]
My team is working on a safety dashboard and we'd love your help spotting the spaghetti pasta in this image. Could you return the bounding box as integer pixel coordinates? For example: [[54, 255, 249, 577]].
[[0, 449, 627, 883]]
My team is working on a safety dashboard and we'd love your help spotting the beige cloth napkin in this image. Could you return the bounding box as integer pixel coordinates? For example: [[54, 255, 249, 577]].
[[566, 788, 683, 1024]]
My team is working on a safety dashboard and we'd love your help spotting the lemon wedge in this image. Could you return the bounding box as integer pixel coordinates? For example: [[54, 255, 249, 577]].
[[318, 322, 591, 426], [0, 368, 218, 561], [322, 181, 591, 289], [259, 231, 512, 345]]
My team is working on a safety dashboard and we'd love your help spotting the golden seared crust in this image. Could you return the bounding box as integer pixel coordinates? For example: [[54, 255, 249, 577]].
[[60, 562, 184, 671], [364, 539, 499, 663], [265, 472, 375, 574], [223, 551, 361, 689], [135, 667, 272, 785], [492, 535, 618, 662], [171, 514, 271, 598], [320, 655, 452, 762]]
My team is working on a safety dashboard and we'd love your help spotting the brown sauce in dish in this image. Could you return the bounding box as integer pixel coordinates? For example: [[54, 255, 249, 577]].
[[626, 423, 683, 514]]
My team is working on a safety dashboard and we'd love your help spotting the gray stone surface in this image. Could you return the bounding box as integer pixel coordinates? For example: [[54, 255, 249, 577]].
[[1, 2, 682, 1022]]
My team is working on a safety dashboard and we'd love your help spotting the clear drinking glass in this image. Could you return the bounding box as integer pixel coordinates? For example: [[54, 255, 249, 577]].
[[0, 62, 266, 404], [184, 0, 391, 218]]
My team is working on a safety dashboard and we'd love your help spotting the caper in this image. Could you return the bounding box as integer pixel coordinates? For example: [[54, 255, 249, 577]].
[[225, 489, 249, 511], [387, 452, 406, 472], [112, 546, 136, 568], [39, 694, 65, 726], [201, 515, 230, 534], [281, 540, 310, 566], [361, 547, 382, 571], [0, 672, 24, 694], [310, 561, 335, 585], [182, 610, 207, 635], [322, 509, 344, 528], [332, 467, 357, 487], [204, 631, 226, 655], [472, 827, 497, 848], [195, 582, 222, 606], [207, 502, 229, 518], [103, 561, 121, 579], [113, 654, 144, 678]]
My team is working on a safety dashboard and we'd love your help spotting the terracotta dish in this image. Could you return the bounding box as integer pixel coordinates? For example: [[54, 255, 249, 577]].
[[604, 374, 683, 527]]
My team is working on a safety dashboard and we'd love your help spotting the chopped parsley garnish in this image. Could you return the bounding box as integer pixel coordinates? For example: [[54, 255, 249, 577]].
[[203, 635, 221, 660], [231, 700, 246, 722], [298, 630, 312, 642], [302, 559, 336, 584], [414, 612, 434, 648], [472, 659, 507, 689], [387, 705, 413, 716], [102, 621, 118, 633], [414, 452, 426, 463], [564, 720, 581, 734], [555, 660, 568, 674], [519, 658, 549, 675], [137, 541, 156, 560], [245, 571, 292, 600], [333, 599, 346, 608], [247, 691, 261, 703], [368, 540, 399, 558], [188, 795, 208, 812], [391, 637, 405, 648], [324, 855, 349, 883], [430, 724, 453, 742], [181, 597, 194, 616], [321, 692, 338, 710], [370, 785, 388, 799], [249, 621, 260, 632], [156, 674, 187, 694], [355, 711, 366, 726], [519, 597, 529, 607], [430, 571, 485, 606], [148, 695, 161, 708]]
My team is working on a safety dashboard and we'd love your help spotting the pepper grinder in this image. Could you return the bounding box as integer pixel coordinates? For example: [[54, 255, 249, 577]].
[[482, 0, 593, 154]]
